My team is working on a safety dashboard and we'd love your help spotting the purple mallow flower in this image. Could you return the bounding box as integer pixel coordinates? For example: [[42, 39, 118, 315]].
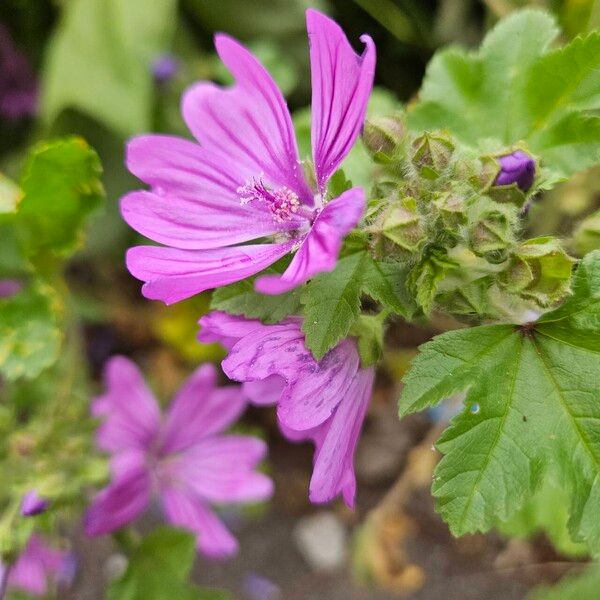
[[494, 150, 536, 192], [199, 312, 375, 508], [1, 535, 70, 597], [21, 490, 48, 517], [152, 53, 179, 84], [0, 24, 38, 120], [122, 10, 375, 303], [85, 356, 272, 558]]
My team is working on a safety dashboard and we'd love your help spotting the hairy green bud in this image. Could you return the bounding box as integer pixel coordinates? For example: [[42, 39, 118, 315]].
[[497, 237, 576, 306], [362, 115, 406, 159], [411, 132, 454, 179], [377, 197, 426, 253], [467, 201, 516, 259]]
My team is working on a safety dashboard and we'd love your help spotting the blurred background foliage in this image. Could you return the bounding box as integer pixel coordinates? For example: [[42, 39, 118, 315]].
[[1, 0, 599, 599]]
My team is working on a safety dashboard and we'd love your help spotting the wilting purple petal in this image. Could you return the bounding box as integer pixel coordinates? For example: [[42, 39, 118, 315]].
[[126, 242, 294, 305], [0, 24, 37, 121], [255, 188, 365, 294], [93, 356, 161, 453], [161, 364, 247, 454], [494, 150, 536, 192], [223, 323, 359, 431], [20, 490, 48, 517], [243, 376, 285, 406], [182, 35, 312, 203], [198, 311, 265, 349], [0, 279, 22, 298], [152, 54, 179, 84], [308, 368, 374, 507], [307, 10, 376, 189], [84, 451, 151, 536], [7, 535, 67, 597], [171, 436, 273, 504], [161, 487, 239, 558]]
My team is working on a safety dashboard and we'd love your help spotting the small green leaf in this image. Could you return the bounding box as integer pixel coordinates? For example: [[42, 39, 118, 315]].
[[42, 0, 177, 136], [301, 252, 367, 360], [349, 314, 385, 368], [17, 138, 104, 258], [108, 527, 229, 600], [399, 250, 600, 554], [0, 281, 62, 381], [528, 565, 600, 600], [211, 275, 302, 324]]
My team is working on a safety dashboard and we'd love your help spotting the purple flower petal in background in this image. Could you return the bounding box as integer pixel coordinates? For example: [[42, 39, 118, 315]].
[[3, 535, 69, 597], [86, 357, 272, 558], [122, 9, 375, 302], [152, 53, 179, 84], [0, 279, 22, 298], [0, 23, 38, 121], [494, 150, 536, 192], [21, 490, 48, 517], [198, 312, 375, 508], [242, 572, 282, 600]]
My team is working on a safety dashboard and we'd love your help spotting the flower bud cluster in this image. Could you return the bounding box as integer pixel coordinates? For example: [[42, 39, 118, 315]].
[[362, 114, 574, 317]]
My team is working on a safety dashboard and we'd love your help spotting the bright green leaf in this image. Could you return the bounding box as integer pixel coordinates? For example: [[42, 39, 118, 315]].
[[301, 252, 367, 360], [42, 0, 177, 136], [17, 137, 104, 258], [528, 565, 600, 600], [399, 250, 600, 554]]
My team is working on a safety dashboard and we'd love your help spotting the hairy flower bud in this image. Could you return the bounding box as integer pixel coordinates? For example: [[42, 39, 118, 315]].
[[362, 115, 406, 158], [20, 490, 48, 517], [378, 197, 426, 253], [494, 150, 536, 192], [411, 132, 454, 179], [468, 202, 516, 259], [497, 237, 576, 306]]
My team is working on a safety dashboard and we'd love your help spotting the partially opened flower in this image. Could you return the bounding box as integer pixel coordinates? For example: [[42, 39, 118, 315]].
[[85, 357, 273, 558], [2, 535, 70, 597], [199, 312, 375, 508], [122, 9, 375, 303]]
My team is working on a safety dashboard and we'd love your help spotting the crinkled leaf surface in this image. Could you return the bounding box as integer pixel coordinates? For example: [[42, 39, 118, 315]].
[[408, 10, 600, 177], [108, 528, 229, 600], [399, 250, 600, 555], [0, 281, 61, 381], [301, 252, 414, 359]]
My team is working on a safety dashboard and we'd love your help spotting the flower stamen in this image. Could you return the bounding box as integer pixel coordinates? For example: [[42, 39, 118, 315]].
[[238, 178, 301, 223]]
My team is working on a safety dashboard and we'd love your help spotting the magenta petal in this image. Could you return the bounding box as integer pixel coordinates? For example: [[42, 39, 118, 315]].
[[308, 367, 374, 508], [8, 535, 65, 596], [84, 452, 151, 536], [223, 323, 359, 430], [198, 311, 266, 350], [161, 364, 247, 454], [307, 9, 376, 188], [182, 35, 312, 202], [121, 190, 286, 251], [94, 356, 161, 453], [161, 487, 238, 558], [255, 187, 365, 295], [173, 436, 273, 503], [126, 242, 293, 305], [243, 376, 285, 406]]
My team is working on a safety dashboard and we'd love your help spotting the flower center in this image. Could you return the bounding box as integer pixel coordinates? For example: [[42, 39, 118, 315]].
[[237, 177, 302, 223]]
